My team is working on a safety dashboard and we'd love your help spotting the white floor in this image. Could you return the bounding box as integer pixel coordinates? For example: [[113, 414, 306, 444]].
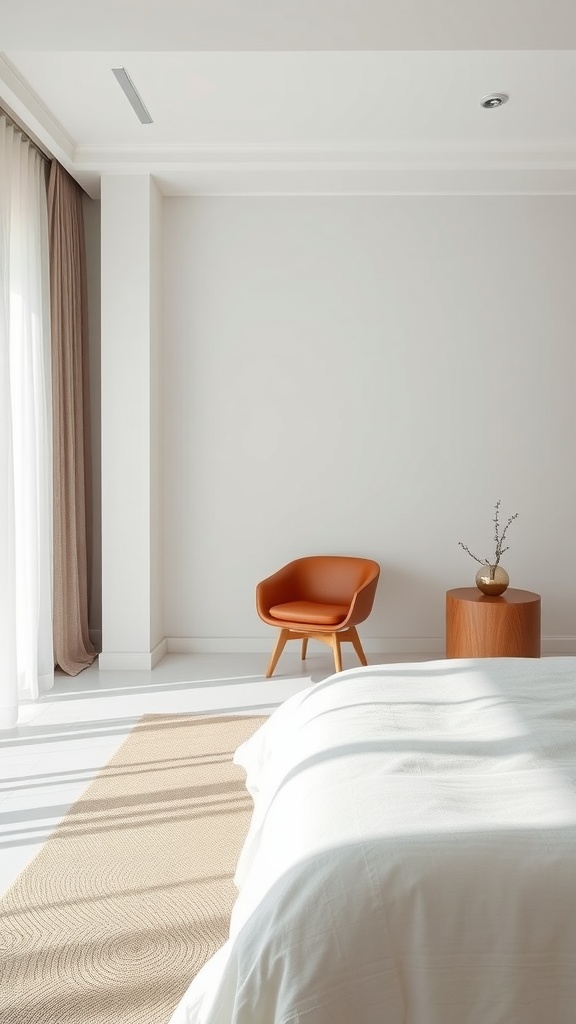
[[0, 648, 435, 898]]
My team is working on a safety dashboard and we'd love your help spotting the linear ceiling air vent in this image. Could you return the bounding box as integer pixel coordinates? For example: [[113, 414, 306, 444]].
[[112, 67, 153, 124]]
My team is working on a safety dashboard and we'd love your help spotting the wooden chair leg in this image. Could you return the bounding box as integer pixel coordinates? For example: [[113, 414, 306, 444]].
[[349, 626, 368, 667], [329, 632, 342, 673], [265, 629, 291, 678], [301, 637, 309, 660]]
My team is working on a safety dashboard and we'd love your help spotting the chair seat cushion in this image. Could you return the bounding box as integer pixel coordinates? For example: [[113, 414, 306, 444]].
[[269, 600, 349, 626]]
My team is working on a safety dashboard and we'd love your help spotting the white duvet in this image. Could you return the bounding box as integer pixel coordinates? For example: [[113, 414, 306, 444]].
[[169, 658, 576, 1024]]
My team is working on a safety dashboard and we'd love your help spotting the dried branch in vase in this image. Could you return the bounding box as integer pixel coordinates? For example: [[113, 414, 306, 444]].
[[459, 499, 519, 575]]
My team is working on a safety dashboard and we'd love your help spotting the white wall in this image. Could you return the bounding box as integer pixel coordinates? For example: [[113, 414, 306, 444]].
[[162, 195, 576, 653], [150, 180, 165, 652]]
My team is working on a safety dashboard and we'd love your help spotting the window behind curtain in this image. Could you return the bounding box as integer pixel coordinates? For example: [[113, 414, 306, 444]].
[[0, 114, 53, 729]]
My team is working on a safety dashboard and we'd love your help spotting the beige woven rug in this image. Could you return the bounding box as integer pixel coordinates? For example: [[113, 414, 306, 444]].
[[1, 712, 267, 1024]]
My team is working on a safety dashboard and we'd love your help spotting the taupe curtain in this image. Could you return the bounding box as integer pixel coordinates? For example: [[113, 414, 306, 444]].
[[48, 161, 96, 675]]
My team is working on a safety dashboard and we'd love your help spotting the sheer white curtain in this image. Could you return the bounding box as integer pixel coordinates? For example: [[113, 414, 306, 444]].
[[0, 116, 53, 729]]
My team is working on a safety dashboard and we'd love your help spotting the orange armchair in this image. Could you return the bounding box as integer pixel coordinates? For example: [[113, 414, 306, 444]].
[[256, 555, 380, 678]]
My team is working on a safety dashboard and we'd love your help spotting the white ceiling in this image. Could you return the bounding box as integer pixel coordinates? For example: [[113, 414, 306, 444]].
[[2, 1, 576, 197]]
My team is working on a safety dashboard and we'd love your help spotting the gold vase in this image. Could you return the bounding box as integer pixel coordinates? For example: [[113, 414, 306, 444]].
[[475, 565, 509, 596]]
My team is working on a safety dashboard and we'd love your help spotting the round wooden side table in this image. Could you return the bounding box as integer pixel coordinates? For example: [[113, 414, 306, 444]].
[[445, 587, 541, 659]]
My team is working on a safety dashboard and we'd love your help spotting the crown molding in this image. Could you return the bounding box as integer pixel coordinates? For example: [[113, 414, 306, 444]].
[[74, 143, 576, 198], [75, 139, 576, 167], [0, 54, 75, 163]]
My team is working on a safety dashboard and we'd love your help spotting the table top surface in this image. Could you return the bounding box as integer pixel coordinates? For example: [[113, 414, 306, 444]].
[[446, 587, 541, 605]]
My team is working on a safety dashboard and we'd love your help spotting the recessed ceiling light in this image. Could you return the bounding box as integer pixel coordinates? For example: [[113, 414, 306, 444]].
[[480, 93, 509, 109], [112, 67, 153, 124]]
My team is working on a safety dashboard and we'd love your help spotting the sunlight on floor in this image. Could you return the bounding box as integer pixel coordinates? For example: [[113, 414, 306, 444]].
[[0, 650, 434, 895]]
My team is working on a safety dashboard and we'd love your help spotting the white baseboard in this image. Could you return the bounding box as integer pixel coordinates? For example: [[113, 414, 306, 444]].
[[96, 635, 576, 669], [540, 636, 576, 655], [98, 638, 168, 671], [168, 635, 576, 657], [167, 636, 446, 655]]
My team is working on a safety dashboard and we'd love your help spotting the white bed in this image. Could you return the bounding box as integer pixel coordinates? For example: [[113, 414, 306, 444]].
[[169, 658, 576, 1024]]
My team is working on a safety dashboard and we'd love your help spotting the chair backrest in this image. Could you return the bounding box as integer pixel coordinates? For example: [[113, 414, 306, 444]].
[[290, 555, 380, 605]]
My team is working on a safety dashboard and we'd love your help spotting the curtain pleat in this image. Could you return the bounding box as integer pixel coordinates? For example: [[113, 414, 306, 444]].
[[48, 162, 96, 676]]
